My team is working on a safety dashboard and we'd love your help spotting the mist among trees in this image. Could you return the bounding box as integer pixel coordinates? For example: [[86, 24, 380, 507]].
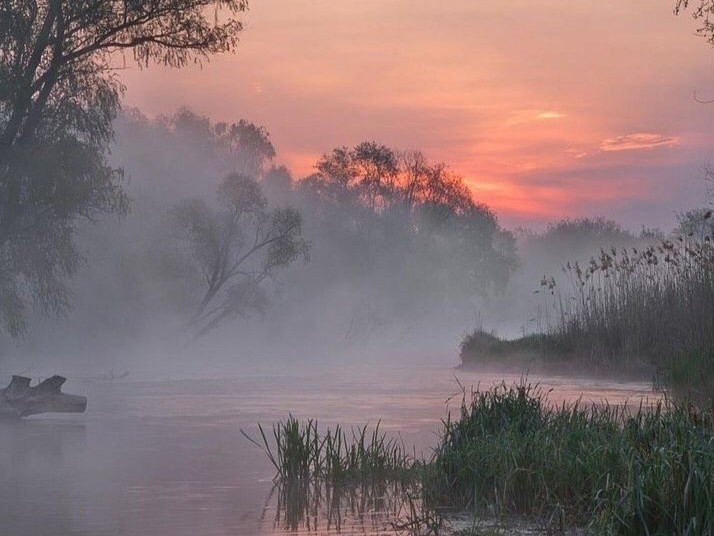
[[2, 94, 711, 369], [1, 0, 713, 373], [0, 0, 247, 347]]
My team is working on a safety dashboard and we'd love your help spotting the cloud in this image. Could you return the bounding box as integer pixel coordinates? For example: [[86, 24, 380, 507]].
[[536, 111, 566, 120], [120, 0, 714, 231], [504, 110, 567, 125], [599, 133, 679, 152]]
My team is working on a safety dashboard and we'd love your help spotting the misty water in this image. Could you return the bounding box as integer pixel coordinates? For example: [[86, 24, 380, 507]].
[[0, 363, 657, 536]]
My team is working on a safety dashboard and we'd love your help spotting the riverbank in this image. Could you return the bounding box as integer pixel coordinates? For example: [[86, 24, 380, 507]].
[[458, 328, 714, 407], [426, 381, 714, 535], [253, 380, 714, 535], [459, 237, 714, 407], [457, 330, 656, 378]]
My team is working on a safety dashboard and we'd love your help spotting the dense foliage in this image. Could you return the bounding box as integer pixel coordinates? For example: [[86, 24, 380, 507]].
[[0, 1, 246, 336], [429, 382, 714, 535], [295, 144, 518, 336]]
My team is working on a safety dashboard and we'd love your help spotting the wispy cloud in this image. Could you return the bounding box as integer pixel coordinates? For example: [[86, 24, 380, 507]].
[[122, 0, 714, 229], [505, 109, 567, 125], [536, 111, 566, 120], [599, 133, 679, 152]]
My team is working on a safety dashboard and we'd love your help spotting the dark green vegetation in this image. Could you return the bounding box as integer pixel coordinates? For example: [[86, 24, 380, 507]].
[[241, 415, 415, 481], [459, 331, 554, 364], [462, 231, 714, 404], [250, 382, 714, 535], [428, 382, 714, 535], [242, 416, 423, 533], [0, 0, 246, 337]]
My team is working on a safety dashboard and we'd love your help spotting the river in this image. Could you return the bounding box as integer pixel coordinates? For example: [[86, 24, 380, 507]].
[[0, 363, 657, 536]]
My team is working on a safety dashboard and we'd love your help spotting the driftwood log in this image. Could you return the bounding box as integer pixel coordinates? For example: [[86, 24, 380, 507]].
[[0, 375, 87, 418]]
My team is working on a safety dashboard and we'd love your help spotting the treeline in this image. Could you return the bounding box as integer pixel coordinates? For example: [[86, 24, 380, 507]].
[[9, 109, 518, 362], [123, 109, 518, 338], [9, 107, 712, 370], [462, 210, 714, 400]]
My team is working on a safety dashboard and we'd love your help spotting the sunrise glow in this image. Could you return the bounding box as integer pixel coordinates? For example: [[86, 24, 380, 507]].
[[119, 0, 714, 228]]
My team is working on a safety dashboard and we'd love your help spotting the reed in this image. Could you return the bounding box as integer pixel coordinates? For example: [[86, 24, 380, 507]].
[[241, 415, 416, 482], [425, 380, 714, 535], [248, 383, 714, 534], [547, 237, 714, 373], [462, 234, 714, 403]]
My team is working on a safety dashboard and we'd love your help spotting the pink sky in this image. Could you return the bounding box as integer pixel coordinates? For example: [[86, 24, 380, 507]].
[[120, 0, 714, 229]]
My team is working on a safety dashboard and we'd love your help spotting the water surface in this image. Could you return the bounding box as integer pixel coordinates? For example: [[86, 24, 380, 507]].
[[0, 364, 657, 535]]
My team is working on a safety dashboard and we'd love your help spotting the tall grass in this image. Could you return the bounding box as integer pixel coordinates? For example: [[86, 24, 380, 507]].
[[241, 415, 416, 481], [461, 235, 714, 401], [547, 237, 714, 370], [426, 381, 714, 535], [248, 383, 714, 534]]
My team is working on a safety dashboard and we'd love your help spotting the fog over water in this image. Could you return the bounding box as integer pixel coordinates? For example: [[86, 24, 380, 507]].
[[0, 365, 657, 536], [0, 107, 688, 535], [2, 2, 714, 536], [1, 109, 678, 377]]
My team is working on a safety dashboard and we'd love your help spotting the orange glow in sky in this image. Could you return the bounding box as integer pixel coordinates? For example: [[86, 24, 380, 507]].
[[119, 0, 714, 228]]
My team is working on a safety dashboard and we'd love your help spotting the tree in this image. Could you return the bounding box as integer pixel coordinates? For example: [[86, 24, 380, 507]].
[[298, 142, 517, 317], [538, 218, 634, 248], [164, 109, 277, 176], [215, 119, 276, 177], [262, 165, 294, 205], [676, 1, 714, 46], [0, 0, 247, 336], [676, 208, 714, 239], [174, 173, 309, 337]]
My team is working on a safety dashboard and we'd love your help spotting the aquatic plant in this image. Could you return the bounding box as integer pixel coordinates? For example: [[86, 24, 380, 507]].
[[426, 381, 714, 535], [241, 415, 416, 481], [548, 236, 714, 370], [461, 232, 714, 403], [249, 382, 714, 535]]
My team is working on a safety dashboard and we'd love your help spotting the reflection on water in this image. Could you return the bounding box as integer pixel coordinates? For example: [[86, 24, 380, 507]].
[[263, 479, 418, 534], [0, 365, 658, 536]]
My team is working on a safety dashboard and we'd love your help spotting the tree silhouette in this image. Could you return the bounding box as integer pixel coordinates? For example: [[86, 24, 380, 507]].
[[0, 0, 247, 336], [174, 173, 309, 338], [676, 1, 714, 47]]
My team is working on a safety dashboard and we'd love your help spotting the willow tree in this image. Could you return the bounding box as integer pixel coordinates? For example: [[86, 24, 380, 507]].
[[676, 1, 714, 45], [0, 0, 247, 336]]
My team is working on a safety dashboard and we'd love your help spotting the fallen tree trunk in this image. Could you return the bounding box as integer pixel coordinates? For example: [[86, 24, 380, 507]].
[[0, 375, 87, 418]]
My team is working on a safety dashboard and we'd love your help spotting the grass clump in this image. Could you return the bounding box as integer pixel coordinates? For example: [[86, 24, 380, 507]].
[[459, 330, 570, 365], [549, 238, 714, 370], [461, 235, 714, 402], [241, 415, 416, 481], [247, 384, 714, 534], [425, 380, 714, 535]]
